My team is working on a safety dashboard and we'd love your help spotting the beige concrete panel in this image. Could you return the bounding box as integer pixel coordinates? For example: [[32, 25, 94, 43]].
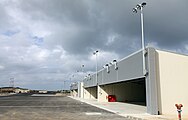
[[98, 85, 108, 102], [90, 87, 97, 99], [84, 87, 97, 99], [84, 88, 91, 99], [97, 84, 114, 102], [156, 50, 188, 115], [72, 90, 78, 97]]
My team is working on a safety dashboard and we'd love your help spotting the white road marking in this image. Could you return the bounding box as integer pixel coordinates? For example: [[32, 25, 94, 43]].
[[0, 106, 62, 108], [0, 100, 60, 101], [31, 94, 56, 96], [85, 112, 102, 115]]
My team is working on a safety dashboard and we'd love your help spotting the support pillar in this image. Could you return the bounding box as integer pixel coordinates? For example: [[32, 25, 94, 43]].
[[146, 47, 159, 115]]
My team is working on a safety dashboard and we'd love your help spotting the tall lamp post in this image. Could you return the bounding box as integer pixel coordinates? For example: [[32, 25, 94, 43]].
[[133, 2, 148, 76], [81, 64, 84, 73], [133, 3, 159, 115], [76, 64, 85, 82], [93, 50, 99, 85]]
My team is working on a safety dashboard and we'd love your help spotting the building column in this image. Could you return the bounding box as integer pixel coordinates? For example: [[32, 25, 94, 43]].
[[80, 82, 84, 98], [78, 82, 84, 98], [145, 47, 159, 115]]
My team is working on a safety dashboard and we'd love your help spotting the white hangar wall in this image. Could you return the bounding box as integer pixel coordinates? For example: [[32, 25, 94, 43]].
[[156, 50, 188, 115]]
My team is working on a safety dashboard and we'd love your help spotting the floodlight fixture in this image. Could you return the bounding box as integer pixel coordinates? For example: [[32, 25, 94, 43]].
[[88, 74, 91, 80], [84, 76, 87, 79], [133, 2, 146, 14], [136, 4, 141, 10], [141, 2, 146, 7], [105, 64, 110, 73], [93, 50, 99, 55], [132, 8, 137, 13], [113, 59, 118, 70], [113, 60, 117, 63]]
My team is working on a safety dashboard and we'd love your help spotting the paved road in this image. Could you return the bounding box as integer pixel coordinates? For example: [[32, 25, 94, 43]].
[[0, 94, 127, 120]]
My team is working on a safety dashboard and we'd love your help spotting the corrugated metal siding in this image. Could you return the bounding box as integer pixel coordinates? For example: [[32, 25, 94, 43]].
[[117, 51, 143, 81], [83, 74, 97, 88], [84, 50, 144, 88]]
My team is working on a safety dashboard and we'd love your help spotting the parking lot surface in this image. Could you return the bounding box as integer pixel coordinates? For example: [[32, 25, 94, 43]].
[[0, 94, 126, 120]]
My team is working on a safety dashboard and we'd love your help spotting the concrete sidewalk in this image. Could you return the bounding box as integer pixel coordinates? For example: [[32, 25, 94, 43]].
[[69, 96, 187, 120]]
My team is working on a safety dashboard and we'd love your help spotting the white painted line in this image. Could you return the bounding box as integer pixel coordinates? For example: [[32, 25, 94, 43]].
[[0, 100, 61, 101], [0, 106, 61, 108], [31, 94, 56, 96], [85, 112, 102, 115]]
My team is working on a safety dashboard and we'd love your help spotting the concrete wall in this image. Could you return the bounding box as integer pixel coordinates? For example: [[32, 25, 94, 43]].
[[83, 87, 90, 99], [98, 84, 115, 102], [98, 85, 108, 102], [156, 50, 188, 115], [84, 87, 97, 99], [71, 89, 78, 97]]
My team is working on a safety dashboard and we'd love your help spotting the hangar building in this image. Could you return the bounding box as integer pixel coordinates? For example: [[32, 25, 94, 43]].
[[71, 47, 188, 115]]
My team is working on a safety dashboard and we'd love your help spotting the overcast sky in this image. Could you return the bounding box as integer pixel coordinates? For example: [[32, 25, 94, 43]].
[[0, 0, 187, 90]]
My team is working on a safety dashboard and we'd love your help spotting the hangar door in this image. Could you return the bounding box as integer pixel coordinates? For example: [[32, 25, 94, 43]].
[[102, 78, 146, 106]]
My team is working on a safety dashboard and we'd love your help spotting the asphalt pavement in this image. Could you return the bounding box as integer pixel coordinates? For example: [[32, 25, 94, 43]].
[[0, 94, 127, 120]]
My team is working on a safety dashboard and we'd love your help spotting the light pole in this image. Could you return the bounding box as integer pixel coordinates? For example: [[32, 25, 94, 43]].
[[133, 2, 148, 76], [10, 77, 14, 88], [67, 73, 75, 92], [93, 50, 99, 85], [76, 64, 85, 82], [81, 64, 84, 73]]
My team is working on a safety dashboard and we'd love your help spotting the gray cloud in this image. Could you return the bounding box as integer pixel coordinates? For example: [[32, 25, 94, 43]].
[[0, 0, 187, 90]]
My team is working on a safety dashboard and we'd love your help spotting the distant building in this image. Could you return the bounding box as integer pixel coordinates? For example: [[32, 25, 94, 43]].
[[14, 87, 30, 93], [0, 87, 15, 93], [0, 87, 30, 93], [38, 90, 47, 93]]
